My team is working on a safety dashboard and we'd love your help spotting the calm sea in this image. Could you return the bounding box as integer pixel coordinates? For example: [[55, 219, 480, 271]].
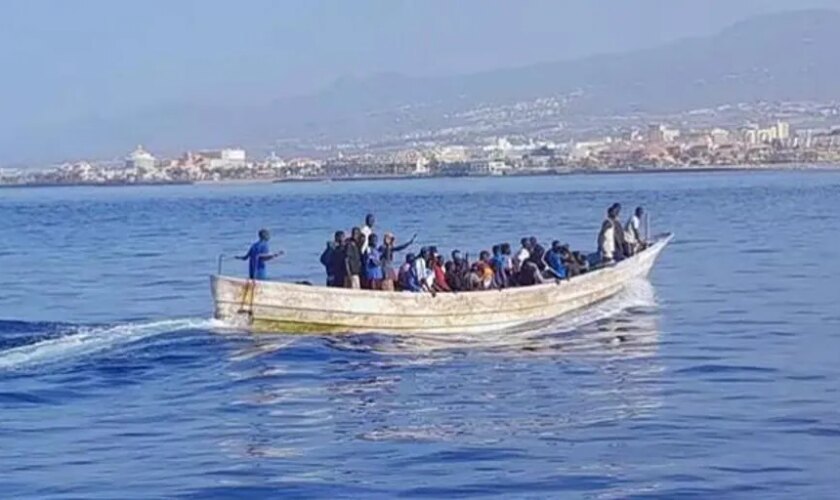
[[1, 172, 838, 499]]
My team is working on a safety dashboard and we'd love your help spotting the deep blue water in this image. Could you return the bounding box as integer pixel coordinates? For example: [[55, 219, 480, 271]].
[[1, 172, 839, 499]]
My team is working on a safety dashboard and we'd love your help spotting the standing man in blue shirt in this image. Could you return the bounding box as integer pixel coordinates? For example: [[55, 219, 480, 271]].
[[237, 229, 283, 280]]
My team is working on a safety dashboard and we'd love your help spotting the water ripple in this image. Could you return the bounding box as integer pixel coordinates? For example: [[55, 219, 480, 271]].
[[1, 173, 839, 498]]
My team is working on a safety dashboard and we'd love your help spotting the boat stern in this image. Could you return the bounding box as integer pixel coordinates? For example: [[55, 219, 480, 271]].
[[210, 275, 255, 328]]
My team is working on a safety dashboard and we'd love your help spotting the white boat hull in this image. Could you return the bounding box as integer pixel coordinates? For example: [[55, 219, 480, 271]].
[[211, 234, 672, 335]]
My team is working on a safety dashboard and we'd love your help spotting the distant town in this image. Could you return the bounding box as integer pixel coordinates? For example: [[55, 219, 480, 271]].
[[3, 108, 840, 187]]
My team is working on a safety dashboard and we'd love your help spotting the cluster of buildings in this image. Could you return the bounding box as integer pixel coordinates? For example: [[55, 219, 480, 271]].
[[564, 121, 806, 168], [320, 120, 840, 175], [3, 146, 280, 185], [3, 119, 840, 187]]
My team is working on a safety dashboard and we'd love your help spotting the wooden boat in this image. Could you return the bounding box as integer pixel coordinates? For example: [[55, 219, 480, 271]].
[[211, 233, 673, 335]]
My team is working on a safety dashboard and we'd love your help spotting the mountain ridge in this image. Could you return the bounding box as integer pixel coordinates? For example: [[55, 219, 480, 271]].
[[4, 8, 840, 165]]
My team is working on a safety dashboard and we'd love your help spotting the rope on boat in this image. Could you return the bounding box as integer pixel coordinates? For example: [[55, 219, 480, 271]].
[[217, 253, 257, 321], [237, 279, 257, 319]]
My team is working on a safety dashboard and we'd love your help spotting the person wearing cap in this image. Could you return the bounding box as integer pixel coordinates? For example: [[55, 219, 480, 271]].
[[379, 231, 416, 291], [237, 228, 283, 280]]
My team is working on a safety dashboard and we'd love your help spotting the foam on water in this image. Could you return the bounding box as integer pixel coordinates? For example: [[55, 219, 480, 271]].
[[0, 317, 219, 370], [533, 278, 656, 334], [0, 280, 655, 370], [2, 174, 839, 498]]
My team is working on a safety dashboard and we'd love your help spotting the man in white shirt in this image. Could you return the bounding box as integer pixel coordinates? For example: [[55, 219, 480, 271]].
[[624, 206, 645, 254], [599, 220, 616, 264], [514, 237, 531, 272], [413, 247, 435, 290], [360, 213, 375, 253]]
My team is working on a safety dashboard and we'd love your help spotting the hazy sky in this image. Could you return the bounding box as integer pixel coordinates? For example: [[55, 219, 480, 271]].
[[1, 0, 839, 141]]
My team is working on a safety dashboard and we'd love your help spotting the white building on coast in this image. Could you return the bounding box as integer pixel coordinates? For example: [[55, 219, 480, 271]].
[[125, 145, 157, 170], [200, 148, 247, 169]]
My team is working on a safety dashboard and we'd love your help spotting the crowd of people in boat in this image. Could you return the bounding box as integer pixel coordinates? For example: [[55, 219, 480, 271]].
[[298, 203, 648, 292]]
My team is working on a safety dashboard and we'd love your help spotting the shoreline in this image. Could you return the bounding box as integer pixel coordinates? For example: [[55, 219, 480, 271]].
[[2, 164, 839, 190], [0, 180, 194, 190]]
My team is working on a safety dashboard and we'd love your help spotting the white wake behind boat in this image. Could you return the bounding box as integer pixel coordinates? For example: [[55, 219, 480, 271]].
[[211, 234, 673, 335]]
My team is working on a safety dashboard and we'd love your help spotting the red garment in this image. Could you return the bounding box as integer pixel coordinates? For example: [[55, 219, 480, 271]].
[[432, 263, 451, 292]]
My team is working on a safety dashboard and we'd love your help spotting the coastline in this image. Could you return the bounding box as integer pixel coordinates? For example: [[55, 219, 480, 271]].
[[0, 180, 194, 190], [2, 163, 839, 190]]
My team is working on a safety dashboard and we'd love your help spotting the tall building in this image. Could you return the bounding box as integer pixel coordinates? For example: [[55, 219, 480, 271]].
[[776, 121, 791, 141], [709, 128, 730, 145], [742, 128, 758, 145], [647, 124, 680, 144], [200, 148, 247, 169], [435, 146, 468, 163], [757, 127, 777, 143], [743, 122, 791, 145], [647, 125, 665, 143]]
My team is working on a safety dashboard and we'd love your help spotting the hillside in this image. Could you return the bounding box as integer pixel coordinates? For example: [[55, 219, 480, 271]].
[[4, 9, 840, 165]]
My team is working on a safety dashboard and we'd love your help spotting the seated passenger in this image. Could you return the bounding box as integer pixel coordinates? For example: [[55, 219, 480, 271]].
[[491, 245, 509, 289], [448, 250, 469, 291], [467, 263, 483, 291], [478, 250, 495, 290], [514, 237, 531, 273], [561, 245, 582, 278], [527, 236, 547, 272], [573, 251, 590, 274], [432, 255, 451, 292], [501, 243, 515, 284], [414, 247, 435, 291], [545, 240, 568, 279], [518, 261, 549, 286], [428, 246, 440, 260], [444, 261, 460, 291], [399, 254, 421, 292]]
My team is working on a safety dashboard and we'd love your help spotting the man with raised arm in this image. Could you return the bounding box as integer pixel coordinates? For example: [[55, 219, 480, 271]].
[[238, 229, 283, 280]]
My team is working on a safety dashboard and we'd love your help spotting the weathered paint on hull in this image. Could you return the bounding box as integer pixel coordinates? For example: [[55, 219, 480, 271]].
[[212, 234, 672, 335]]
